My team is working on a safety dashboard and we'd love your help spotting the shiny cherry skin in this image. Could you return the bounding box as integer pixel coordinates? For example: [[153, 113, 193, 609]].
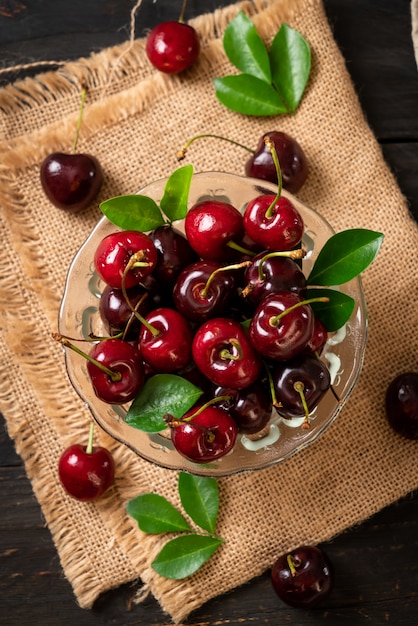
[[245, 131, 309, 193], [99, 284, 151, 339], [192, 317, 262, 389], [58, 442, 115, 501], [94, 230, 158, 289], [184, 200, 244, 261], [87, 338, 145, 404], [40, 152, 103, 212], [271, 545, 334, 608], [385, 372, 418, 439], [243, 251, 307, 306], [305, 317, 328, 355], [249, 292, 314, 361], [149, 224, 199, 285], [243, 194, 304, 251], [213, 381, 272, 434], [145, 21, 200, 74], [173, 260, 237, 323], [272, 353, 331, 418], [169, 406, 238, 463], [139, 307, 193, 373]]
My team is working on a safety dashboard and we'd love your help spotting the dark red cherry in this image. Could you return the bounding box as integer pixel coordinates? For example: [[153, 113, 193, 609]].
[[249, 292, 314, 361], [385, 372, 418, 439], [305, 317, 328, 355], [99, 284, 151, 339], [167, 405, 238, 463], [94, 230, 158, 289], [145, 21, 200, 74], [40, 152, 103, 212], [242, 251, 307, 306], [149, 224, 199, 285], [184, 199, 244, 261], [87, 338, 145, 404], [271, 545, 334, 608], [138, 307, 193, 373], [245, 131, 308, 193], [58, 440, 115, 501], [213, 381, 272, 434], [243, 194, 304, 251]]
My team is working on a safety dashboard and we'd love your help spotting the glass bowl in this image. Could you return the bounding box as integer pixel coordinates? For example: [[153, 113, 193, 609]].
[[58, 172, 368, 477]]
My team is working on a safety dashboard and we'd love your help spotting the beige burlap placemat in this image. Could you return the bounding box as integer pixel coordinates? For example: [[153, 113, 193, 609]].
[[1, 0, 417, 622]]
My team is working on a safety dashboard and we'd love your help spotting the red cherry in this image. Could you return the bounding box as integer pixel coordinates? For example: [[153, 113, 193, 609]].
[[168, 405, 238, 463], [94, 230, 158, 289], [243, 194, 304, 251], [146, 21, 200, 74], [40, 152, 103, 212], [385, 372, 418, 439]]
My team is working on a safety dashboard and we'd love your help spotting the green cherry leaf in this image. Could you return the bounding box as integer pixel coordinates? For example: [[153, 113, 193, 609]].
[[307, 288, 356, 332], [269, 23, 311, 113], [125, 374, 204, 432], [223, 11, 271, 83], [99, 194, 165, 232], [307, 229, 384, 287], [178, 472, 219, 534], [151, 534, 224, 580], [160, 164, 194, 222], [126, 493, 191, 534], [213, 74, 288, 116]]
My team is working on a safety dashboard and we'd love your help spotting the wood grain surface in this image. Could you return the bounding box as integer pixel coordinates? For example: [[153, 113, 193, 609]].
[[1, 1, 418, 624]]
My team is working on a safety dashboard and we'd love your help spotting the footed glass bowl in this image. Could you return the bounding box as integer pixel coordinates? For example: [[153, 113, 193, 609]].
[[59, 172, 368, 477]]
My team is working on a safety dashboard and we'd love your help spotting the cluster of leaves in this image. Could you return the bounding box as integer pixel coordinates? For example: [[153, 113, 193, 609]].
[[127, 472, 223, 579], [213, 11, 311, 116]]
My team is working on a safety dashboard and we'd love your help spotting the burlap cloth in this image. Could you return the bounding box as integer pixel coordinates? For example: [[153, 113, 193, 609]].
[[0, 0, 417, 622]]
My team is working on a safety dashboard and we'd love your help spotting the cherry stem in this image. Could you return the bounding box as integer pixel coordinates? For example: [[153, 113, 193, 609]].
[[177, 133, 254, 161], [178, 0, 188, 23], [121, 254, 159, 337], [72, 86, 87, 154], [264, 137, 283, 219], [219, 338, 243, 362], [269, 296, 330, 327], [226, 240, 256, 257], [287, 554, 299, 576], [86, 420, 95, 455], [200, 260, 251, 299], [122, 291, 149, 341], [265, 364, 281, 408], [293, 381, 310, 428], [186, 395, 232, 421], [53, 333, 122, 382], [256, 249, 306, 282]]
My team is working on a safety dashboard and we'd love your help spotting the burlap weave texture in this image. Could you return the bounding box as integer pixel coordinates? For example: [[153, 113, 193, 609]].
[[1, 0, 417, 623]]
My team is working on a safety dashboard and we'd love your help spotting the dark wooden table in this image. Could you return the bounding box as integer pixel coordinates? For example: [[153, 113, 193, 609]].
[[1, 1, 418, 624]]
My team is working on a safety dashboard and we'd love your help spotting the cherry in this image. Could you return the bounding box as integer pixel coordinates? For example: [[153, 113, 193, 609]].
[[149, 223, 199, 285], [94, 230, 158, 289], [99, 284, 151, 339], [40, 87, 103, 212], [184, 199, 244, 261], [172, 259, 239, 323], [272, 353, 331, 426], [249, 292, 314, 361], [213, 381, 272, 434], [192, 317, 262, 390], [243, 194, 304, 252], [166, 404, 238, 463], [138, 307, 193, 373], [58, 422, 115, 501], [245, 131, 308, 193], [385, 372, 418, 439], [145, 1, 200, 74], [305, 317, 328, 355], [271, 545, 334, 608]]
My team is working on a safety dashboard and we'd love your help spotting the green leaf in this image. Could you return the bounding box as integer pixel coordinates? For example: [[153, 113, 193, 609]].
[[307, 288, 356, 332], [99, 194, 165, 231], [178, 472, 219, 534], [214, 74, 288, 116], [223, 11, 271, 83], [269, 23, 311, 112], [125, 374, 204, 432], [160, 164, 194, 222], [126, 493, 191, 533], [307, 229, 384, 287], [152, 534, 224, 580]]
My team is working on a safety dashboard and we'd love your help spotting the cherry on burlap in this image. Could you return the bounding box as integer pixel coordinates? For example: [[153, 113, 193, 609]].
[[0, 0, 417, 623]]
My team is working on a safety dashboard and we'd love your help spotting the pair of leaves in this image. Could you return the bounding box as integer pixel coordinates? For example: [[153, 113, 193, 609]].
[[127, 472, 223, 579], [305, 228, 384, 331], [214, 12, 311, 116], [99, 164, 193, 231]]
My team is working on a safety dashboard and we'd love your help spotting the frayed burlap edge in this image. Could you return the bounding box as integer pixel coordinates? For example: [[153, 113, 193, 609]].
[[412, 0, 418, 67]]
